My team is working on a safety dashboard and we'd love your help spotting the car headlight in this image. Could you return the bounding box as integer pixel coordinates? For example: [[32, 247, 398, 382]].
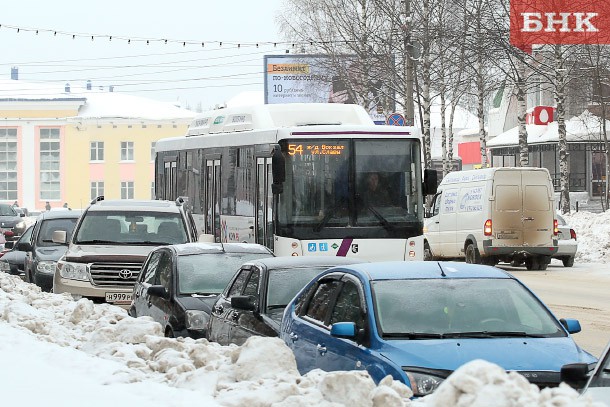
[[37, 261, 57, 275], [404, 370, 446, 397], [57, 260, 89, 281], [185, 310, 210, 330]]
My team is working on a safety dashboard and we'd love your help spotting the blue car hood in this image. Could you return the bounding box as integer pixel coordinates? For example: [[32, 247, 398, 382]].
[[379, 337, 596, 372]]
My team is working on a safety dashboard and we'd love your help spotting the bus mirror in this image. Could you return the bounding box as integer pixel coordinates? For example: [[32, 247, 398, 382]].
[[423, 169, 438, 195], [272, 145, 286, 185]]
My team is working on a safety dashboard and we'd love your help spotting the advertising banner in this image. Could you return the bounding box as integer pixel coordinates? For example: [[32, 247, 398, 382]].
[[264, 54, 389, 124]]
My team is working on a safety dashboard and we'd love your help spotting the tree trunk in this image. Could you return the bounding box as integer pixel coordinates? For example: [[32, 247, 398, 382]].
[[477, 58, 487, 167], [555, 46, 570, 214], [517, 58, 529, 167]]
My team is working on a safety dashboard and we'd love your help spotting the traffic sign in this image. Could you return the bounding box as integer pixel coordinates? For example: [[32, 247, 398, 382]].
[[386, 112, 406, 126]]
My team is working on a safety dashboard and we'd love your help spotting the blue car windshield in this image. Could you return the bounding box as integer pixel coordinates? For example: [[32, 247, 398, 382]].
[[371, 278, 564, 338], [177, 253, 269, 295]]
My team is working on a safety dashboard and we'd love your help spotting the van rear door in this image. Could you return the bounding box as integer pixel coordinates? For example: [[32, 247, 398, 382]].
[[491, 169, 553, 247]]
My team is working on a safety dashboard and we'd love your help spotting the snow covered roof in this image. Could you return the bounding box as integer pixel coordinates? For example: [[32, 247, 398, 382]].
[[0, 79, 196, 121], [488, 111, 610, 148]]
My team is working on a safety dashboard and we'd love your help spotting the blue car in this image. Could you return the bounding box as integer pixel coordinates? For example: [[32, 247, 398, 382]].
[[280, 261, 596, 397]]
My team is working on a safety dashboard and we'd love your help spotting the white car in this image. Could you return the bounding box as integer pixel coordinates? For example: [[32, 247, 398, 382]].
[[553, 214, 577, 267], [562, 341, 610, 403]]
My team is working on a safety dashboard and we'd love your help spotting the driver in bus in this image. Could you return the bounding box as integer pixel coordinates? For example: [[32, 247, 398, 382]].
[[362, 172, 392, 207]]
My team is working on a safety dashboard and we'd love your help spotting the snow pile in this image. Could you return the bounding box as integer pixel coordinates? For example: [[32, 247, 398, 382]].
[[0, 273, 605, 406], [562, 211, 610, 264]]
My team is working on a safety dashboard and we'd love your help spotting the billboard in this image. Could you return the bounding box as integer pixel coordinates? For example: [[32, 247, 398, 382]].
[[263, 54, 389, 124]]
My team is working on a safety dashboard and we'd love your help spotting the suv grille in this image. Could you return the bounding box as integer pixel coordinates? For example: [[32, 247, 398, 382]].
[[89, 262, 142, 286]]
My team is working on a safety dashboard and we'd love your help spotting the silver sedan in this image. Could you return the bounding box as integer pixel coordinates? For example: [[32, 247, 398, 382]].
[[553, 214, 577, 267]]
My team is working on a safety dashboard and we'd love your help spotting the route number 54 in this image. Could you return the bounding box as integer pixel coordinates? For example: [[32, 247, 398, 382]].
[[288, 144, 303, 156]]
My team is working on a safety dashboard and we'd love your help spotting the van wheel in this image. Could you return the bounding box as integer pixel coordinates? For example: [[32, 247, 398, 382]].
[[525, 257, 541, 270], [563, 256, 575, 267], [423, 242, 433, 261], [465, 243, 481, 264]]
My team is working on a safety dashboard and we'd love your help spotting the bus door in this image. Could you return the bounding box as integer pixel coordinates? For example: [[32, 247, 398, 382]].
[[205, 158, 221, 242], [256, 157, 273, 249], [163, 158, 177, 200]]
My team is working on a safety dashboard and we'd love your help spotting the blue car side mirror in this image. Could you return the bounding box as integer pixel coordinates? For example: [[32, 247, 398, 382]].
[[330, 322, 357, 338], [560, 318, 582, 334]]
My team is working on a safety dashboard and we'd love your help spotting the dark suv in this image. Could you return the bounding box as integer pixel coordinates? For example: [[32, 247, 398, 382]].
[[53, 197, 200, 307], [0, 203, 27, 241], [19, 210, 82, 292]]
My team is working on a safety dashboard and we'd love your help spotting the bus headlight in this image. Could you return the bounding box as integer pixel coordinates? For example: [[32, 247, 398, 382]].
[[57, 260, 89, 281]]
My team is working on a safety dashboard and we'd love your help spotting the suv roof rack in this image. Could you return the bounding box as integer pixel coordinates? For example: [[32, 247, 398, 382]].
[[90, 195, 105, 205]]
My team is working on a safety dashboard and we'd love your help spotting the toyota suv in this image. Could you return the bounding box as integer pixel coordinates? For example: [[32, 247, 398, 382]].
[[53, 196, 200, 307]]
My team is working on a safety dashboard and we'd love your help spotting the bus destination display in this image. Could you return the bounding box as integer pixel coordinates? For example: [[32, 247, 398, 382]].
[[288, 143, 345, 156]]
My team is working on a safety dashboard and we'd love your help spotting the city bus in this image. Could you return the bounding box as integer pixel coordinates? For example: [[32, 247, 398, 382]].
[[154, 103, 437, 260]]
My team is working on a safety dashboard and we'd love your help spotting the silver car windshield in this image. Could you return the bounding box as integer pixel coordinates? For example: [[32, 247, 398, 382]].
[[372, 278, 564, 338], [75, 211, 188, 245]]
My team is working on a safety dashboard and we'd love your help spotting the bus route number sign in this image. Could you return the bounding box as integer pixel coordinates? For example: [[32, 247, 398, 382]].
[[288, 144, 345, 156]]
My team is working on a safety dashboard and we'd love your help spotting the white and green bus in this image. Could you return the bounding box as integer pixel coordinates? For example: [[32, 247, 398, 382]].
[[154, 103, 437, 260]]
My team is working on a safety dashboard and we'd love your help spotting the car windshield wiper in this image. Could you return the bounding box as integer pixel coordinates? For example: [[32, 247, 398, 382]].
[[76, 239, 116, 244], [442, 331, 545, 338], [188, 292, 218, 297], [384, 332, 445, 339], [267, 304, 288, 310]]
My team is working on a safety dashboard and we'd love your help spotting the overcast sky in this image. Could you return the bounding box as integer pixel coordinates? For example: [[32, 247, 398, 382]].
[[1, 0, 285, 110]]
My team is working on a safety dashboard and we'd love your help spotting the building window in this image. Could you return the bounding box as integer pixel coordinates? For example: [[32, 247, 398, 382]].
[[90, 141, 104, 161], [0, 128, 18, 201], [121, 181, 134, 199], [40, 128, 61, 200], [90, 181, 104, 200], [151, 181, 155, 199], [151, 142, 156, 161], [121, 141, 134, 161]]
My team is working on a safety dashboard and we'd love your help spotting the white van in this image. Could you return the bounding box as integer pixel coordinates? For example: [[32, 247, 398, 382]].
[[424, 167, 558, 270]]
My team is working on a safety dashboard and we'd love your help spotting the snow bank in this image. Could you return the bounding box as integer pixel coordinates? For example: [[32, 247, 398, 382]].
[[0, 254, 606, 406], [562, 211, 610, 264]]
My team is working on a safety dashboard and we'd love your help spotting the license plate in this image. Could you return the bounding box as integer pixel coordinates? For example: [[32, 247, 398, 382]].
[[105, 292, 133, 304]]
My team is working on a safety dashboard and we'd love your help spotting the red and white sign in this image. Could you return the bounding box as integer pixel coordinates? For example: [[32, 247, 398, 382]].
[[526, 106, 555, 125], [510, 0, 610, 53]]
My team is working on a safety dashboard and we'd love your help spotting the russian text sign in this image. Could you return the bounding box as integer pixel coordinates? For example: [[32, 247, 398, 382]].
[[510, 0, 610, 53]]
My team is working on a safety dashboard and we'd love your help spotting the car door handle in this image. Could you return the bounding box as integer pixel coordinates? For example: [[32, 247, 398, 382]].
[[522, 217, 534, 221], [317, 344, 327, 355], [289, 332, 298, 342]]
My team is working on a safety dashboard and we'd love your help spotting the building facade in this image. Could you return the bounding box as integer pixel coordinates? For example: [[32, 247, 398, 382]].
[[0, 78, 195, 211]]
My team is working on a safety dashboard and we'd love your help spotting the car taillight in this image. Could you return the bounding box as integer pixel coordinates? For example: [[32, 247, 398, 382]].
[[3, 230, 14, 238], [553, 219, 559, 235], [570, 229, 577, 240], [484, 219, 492, 236]]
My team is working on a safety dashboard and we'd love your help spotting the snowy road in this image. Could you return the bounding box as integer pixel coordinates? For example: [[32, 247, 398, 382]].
[[501, 259, 610, 357]]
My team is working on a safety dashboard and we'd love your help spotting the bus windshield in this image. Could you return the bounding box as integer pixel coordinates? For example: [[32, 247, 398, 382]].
[[278, 138, 423, 239]]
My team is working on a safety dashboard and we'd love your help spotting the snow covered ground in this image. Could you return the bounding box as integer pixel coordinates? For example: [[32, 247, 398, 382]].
[[0, 210, 608, 407]]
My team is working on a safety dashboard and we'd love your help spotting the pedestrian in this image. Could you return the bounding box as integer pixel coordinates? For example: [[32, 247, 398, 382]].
[[12, 201, 18, 207], [63, 202, 69, 208], [45, 201, 51, 211]]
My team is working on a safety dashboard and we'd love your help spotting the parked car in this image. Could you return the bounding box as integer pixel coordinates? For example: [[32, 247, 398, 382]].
[[0, 203, 27, 241], [0, 224, 35, 275], [129, 242, 273, 338], [208, 257, 364, 346], [552, 214, 577, 267], [53, 197, 202, 308], [562, 340, 610, 404], [280, 261, 596, 397], [20, 210, 82, 291]]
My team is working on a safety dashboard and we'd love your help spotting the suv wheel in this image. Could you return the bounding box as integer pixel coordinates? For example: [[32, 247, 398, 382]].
[[562, 256, 575, 267]]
